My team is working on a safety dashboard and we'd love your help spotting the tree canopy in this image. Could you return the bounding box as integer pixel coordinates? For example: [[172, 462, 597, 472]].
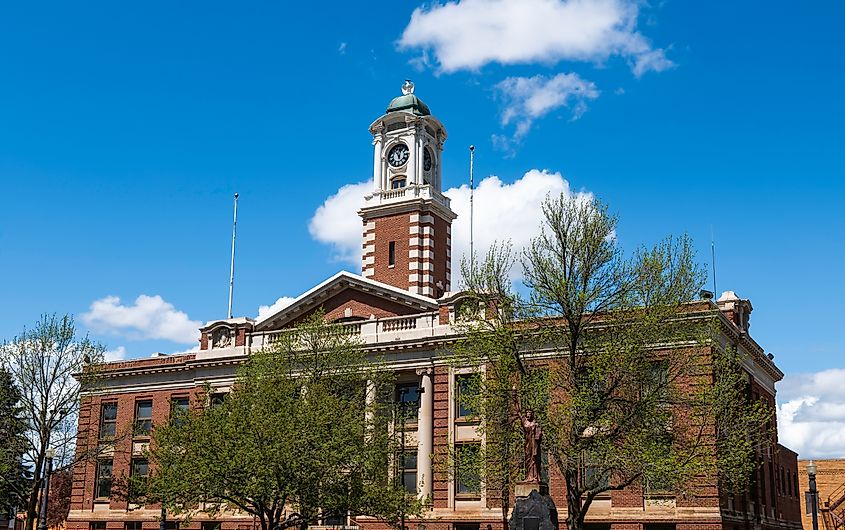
[[451, 193, 772, 530], [129, 312, 419, 530]]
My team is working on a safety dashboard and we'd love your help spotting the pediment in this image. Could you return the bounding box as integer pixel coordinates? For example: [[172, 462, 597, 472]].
[[254, 271, 438, 332]]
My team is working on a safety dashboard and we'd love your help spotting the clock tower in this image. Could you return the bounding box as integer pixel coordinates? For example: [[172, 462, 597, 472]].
[[359, 81, 456, 298]]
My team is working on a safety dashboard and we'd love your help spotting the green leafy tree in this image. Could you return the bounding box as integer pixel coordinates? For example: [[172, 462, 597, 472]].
[[126, 312, 419, 530], [1, 314, 105, 530], [454, 194, 771, 530], [0, 367, 29, 519]]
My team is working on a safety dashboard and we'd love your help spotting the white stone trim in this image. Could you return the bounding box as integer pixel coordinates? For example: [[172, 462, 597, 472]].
[[410, 213, 420, 223], [409, 262, 420, 270], [409, 237, 421, 246], [421, 225, 433, 236], [409, 249, 420, 258], [420, 214, 434, 225], [362, 268, 374, 278], [365, 221, 375, 230], [363, 244, 375, 255], [363, 232, 376, 242], [363, 255, 375, 266], [409, 225, 421, 235], [409, 273, 420, 282]]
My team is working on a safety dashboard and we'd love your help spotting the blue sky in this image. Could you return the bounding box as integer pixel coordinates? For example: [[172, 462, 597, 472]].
[[1, 1, 843, 456]]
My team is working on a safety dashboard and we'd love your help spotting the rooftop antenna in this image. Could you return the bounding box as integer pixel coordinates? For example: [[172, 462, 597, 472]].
[[469, 145, 475, 266], [710, 225, 717, 297], [227, 192, 239, 319]]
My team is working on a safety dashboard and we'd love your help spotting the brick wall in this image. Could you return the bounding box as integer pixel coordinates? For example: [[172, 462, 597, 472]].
[[798, 458, 845, 530]]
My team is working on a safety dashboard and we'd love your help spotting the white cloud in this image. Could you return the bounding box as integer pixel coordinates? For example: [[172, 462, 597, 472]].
[[777, 369, 845, 459], [309, 181, 371, 262], [257, 296, 296, 321], [398, 0, 672, 76], [81, 295, 201, 345], [103, 346, 127, 362], [308, 169, 591, 286], [338, 42, 347, 54], [493, 73, 599, 148]]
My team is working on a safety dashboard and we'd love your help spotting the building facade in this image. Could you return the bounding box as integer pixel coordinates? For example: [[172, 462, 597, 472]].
[[68, 82, 802, 530], [797, 459, 845, 530]]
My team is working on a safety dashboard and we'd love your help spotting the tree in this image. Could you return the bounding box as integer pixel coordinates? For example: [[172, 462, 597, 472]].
[[1, 314, 105, 530], [128, 312, 418, 530], [454, 194, 771, 530], [447, 242, 544, 530], [0, 367, 29, 519], [46, 469, 72, 528]]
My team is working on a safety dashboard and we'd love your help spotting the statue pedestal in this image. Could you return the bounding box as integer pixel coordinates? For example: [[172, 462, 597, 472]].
[[509, 486, 558, 530], [514, 480, 548, 498]]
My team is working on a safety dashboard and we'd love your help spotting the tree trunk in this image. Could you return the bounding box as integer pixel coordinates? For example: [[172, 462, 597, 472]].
[[501, 487, 510, 530], [25, 461, 42, 530], [565, 472, 583, 530]]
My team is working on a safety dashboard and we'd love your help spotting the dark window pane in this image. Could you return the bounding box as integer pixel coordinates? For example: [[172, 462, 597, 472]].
[[126, 522, 143, 530], [91, 523, 107, 530], [131, 458, 148, 477], [135, 400, 153, 435], [96, 460, 113, 498], [396, 383, 419, 422], [402, 471, 418, 493], [455, 444, 481, 495], [100, 403, 117, 439], [211, 393, 226, 408], [201, 523, 220, 530], [456, 374, 479, 418]]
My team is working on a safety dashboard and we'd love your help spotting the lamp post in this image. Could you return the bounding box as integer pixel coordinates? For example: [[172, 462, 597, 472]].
[[807, 460, 819, 530], [37, 449, 55, 530]]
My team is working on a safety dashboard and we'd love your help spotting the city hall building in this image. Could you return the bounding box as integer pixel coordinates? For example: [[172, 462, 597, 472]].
[[68, 83, 803, 530]]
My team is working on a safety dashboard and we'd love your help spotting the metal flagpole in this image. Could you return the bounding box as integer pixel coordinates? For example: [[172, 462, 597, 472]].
[[227, 193, 239, 319], [710, 225, 717, 296], [469, 145, 474, 264]]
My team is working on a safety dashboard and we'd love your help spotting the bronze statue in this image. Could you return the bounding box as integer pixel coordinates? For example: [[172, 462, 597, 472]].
[[513, 385, 542, 483]]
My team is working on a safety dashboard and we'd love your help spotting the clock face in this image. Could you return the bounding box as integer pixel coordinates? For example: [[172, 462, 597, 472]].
[[388, 143, 410, 167], [423, 148, 432, 171]]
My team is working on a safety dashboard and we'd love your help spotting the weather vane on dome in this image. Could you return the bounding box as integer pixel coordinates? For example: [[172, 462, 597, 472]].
[[402, 79, 415, 95]]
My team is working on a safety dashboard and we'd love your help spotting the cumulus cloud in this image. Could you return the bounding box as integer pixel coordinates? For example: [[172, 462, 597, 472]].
[[309, 181, 371, 263], [103, 346, 127, 363], [81, 295, 202, 345], [398, 0, 673, 76], [777, 369, 845, 459], [308, 169, 591, 286], [257, 296, 296, 321], [493, 73, 599, 149]]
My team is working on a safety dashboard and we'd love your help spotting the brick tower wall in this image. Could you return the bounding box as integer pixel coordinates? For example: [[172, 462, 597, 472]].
[[362, 209, 452, 296]]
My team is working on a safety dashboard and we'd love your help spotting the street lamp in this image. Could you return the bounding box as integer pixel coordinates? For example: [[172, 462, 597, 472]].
[[37, 449, 56, 530], [807, 460, 819, 530]]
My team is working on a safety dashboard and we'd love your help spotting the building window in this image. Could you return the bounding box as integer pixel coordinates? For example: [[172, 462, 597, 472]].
[[210, 393, 227, 408], [131, 458, 148, 479], [400, 450, 418, 493], [95, 459, 113, 499], [91, 523, 107, 530], [787, 469, 793, 496], [455, 374, 479, 419], [388, 241, 396, 267], [455, 443, 481, 497], [391, 177, 406, 189], [171, 397, 189, 426], [134, 400, 153, 436], [126, 522, 143, 530], [201, 523, 221, 530], [165, 523, 179, 530], [395, 383, 420, 423], [643, 361, 670, 400], [581, 454, 609, 490], [99, 402, 117, 439]]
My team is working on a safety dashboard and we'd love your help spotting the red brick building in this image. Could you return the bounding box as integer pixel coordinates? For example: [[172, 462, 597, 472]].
[[67, 81, 802, 530]]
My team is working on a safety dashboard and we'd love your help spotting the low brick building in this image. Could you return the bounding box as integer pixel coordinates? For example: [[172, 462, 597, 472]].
[[798, 459, 845, 530], [67, 82, 802, 530]]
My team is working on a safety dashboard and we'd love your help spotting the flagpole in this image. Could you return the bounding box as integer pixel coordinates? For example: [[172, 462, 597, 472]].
[[227, 193, 239, 319], [469, 145, 475, 265]]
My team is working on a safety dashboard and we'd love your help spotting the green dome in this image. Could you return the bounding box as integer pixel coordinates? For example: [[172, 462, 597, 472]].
[[386, 93, 431, 116]]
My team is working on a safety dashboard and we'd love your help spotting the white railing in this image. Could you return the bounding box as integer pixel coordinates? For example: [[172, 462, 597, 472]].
[[364, 184, 451, 209], [247, 312, 450, 350]]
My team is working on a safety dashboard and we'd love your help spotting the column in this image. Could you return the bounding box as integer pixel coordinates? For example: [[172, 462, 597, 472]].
[[372, 136, 383, 191], [416, 367, 434, 501]]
